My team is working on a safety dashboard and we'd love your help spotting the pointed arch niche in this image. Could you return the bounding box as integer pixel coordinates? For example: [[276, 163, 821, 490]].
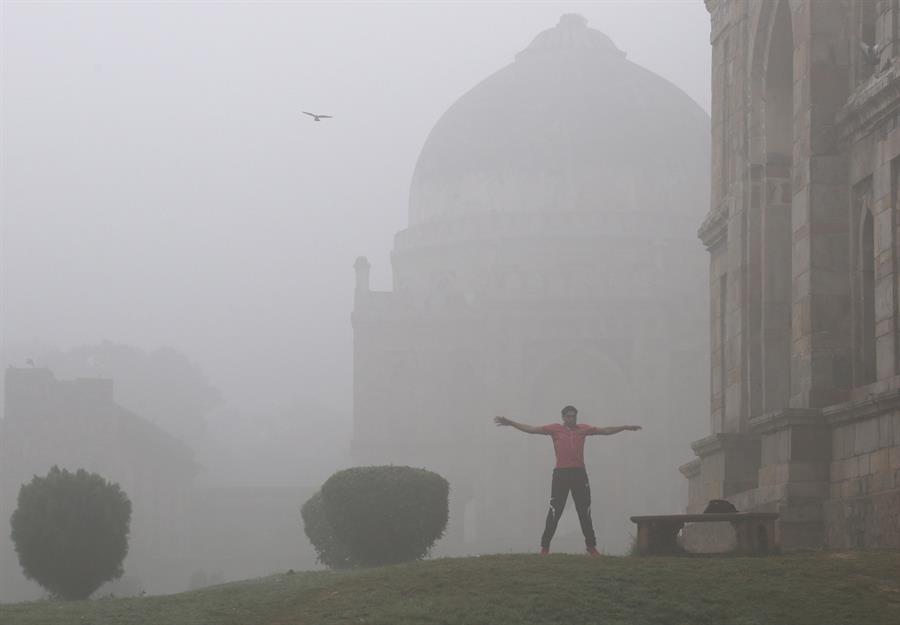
[[761, 0, 794, 413]]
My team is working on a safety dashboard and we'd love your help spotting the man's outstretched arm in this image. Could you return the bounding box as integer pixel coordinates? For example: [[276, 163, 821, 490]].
[[494, 415, 548, 434], [588, 425, 642, 436]]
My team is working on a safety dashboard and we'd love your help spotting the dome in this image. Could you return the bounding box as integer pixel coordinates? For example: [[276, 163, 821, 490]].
[[408, 14, 710, 227]]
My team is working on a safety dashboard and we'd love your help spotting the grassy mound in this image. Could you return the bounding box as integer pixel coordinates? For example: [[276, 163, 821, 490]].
[[1, 551, 899, 625]]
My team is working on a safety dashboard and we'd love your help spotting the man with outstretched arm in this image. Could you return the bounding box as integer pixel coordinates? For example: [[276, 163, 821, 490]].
[[494, 405, 641, 556]]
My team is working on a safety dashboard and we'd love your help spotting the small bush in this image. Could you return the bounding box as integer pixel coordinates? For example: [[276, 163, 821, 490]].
[[321, 466, 449, 566], [301, 466, 449, 568], [10, 466, 132, 600], [300, 490, 353, 569]]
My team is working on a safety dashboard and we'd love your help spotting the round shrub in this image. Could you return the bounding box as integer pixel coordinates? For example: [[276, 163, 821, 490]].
[[320, 465, 449, 566], [10, 466, 132, 600], [300, 490, 353, 569]]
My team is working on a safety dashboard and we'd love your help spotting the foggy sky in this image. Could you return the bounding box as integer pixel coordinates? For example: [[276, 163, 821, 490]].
[[0, 1, 711, 424]]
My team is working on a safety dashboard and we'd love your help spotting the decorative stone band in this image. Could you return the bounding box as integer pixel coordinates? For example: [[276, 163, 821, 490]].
[[697, 201, 729, 252], [837, 60, 900, 147], [678, 458, 701, 478], [690, 432, 754, 459], [822, 388, 900, 427], [748, 408, 824, 435], [396, 210, 695, 251]]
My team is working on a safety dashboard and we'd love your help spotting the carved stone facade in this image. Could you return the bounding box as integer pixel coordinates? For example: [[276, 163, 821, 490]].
[[353, 16, 710, 554], [683, 0, 900, 549]]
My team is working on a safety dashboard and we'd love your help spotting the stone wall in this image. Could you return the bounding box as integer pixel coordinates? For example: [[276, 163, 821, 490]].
[[823, 488, 900, 548], [824, 398, 900, 547], [687, 0, 900, 550]]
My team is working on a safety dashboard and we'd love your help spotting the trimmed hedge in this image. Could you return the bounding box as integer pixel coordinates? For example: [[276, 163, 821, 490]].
[[10, 466, 132, 600], [300, 490, 353, 569], [302, 466, 449, 567]]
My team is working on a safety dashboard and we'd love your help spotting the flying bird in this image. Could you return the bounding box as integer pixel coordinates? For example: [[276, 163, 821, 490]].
[[859, 40, 883, 66], [302, 111, 333, 122]]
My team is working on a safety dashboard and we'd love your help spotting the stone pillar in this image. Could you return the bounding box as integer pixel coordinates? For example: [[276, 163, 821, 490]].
[[679, 458, 703, 513], [704, 232, 729, 434], [750, 408, 831, 549], [687, 0, 760, 518], [871, 134, 897, 382], [691, 433, 761, 508], [762, 156, 793, 412], [790, 1, 852, 409], [746, 162, 765, 419]]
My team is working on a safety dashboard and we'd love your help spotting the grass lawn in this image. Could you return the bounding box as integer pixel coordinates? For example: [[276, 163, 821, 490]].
[[1, 551, 898, 625]]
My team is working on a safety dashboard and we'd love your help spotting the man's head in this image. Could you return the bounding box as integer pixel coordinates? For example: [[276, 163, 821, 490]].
[[561, 405, 578, 425]]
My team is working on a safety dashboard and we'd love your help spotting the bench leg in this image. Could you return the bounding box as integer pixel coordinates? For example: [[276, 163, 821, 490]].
[[636, 524, 652, 555], [732, 521, 777, 554], [640, 522, 683, 555]]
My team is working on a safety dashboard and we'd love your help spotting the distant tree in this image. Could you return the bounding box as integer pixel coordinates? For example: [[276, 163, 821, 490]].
[[10, 466, 132, 600], [302, 466, 449, 568], [39, 341, 220, 445]]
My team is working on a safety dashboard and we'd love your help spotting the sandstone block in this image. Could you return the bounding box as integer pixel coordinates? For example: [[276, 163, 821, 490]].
[[879, 415, 894, 446], [758, 465, 775, 486], [846, 456, 860, 479], [830, 460, 843, 481], [785, 481, 830, 499], [788, 461, 828, 482], [871, 448, 891, 474], [871, 470, 894, 492], [890, 446, 900, 470], [841, 480, 855, 498], [855, 419, 879, 454], [778, 502, 824, 524], [833, 425, 855, 458], [859, 453, 871, 475], [775, 462, 790, 484], [830, 482, 843, 498]]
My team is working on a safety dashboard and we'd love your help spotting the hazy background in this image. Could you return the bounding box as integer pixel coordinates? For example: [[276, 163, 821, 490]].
[[1, 1, 711, 487]]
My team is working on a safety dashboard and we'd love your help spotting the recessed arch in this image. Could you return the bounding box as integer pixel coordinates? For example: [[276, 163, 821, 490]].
[[756, 0, 795, 413], [765, 0, 795, 162], [748, 0, 800, 165]]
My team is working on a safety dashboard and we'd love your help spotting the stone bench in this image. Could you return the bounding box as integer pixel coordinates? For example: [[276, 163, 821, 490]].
[[629, 512, 780, 555]]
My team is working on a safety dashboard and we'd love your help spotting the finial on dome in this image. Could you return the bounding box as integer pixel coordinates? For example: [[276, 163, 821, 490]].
[[515, 14, 625, 61], [558, 13, 588, 29]]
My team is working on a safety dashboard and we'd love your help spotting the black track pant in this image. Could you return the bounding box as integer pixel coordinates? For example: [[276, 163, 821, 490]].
[[540, 467, 597, 549]]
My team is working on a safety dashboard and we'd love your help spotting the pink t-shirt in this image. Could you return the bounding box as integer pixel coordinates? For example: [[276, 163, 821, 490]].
[[541, 423, 597, 469]]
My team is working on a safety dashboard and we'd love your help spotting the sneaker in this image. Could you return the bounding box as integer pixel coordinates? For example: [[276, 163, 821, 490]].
[[586, 547, 602, 557], [539, 547, 550, 556]]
